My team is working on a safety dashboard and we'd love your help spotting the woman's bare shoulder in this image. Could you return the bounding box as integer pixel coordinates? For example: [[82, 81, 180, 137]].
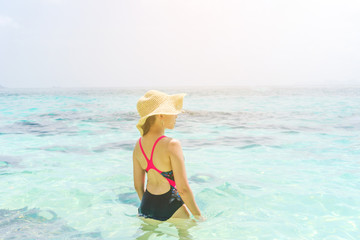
[[133, 139, 140, 154], [163, 137, 183, 158], [164, 137, 181, 147]]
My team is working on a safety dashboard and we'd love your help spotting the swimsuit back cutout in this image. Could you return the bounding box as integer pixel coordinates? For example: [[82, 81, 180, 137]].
[[139, 136, 176, 188]]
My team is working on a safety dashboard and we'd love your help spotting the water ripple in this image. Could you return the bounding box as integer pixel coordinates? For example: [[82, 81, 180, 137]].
[[0, 207, 103, 239]]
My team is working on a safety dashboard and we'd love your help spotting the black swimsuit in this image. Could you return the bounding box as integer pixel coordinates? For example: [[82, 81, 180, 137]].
[[138, 136, 184, 221]]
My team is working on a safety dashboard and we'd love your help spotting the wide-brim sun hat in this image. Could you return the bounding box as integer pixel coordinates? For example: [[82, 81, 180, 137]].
[[136, 90, 186, 136]]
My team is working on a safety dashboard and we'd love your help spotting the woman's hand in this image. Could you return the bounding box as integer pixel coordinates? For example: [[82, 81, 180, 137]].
[[194, 215, 206, 222]]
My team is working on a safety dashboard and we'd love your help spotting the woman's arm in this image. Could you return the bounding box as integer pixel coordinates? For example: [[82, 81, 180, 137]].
[[169, 139, 202, 218], [133, 146, 145, 200]]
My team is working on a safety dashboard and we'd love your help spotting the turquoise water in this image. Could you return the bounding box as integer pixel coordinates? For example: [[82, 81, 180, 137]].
[[1, 87, 359, 239]]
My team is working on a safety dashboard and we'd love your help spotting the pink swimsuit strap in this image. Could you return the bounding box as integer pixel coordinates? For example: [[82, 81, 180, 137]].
[[139, 135, 176, 188]]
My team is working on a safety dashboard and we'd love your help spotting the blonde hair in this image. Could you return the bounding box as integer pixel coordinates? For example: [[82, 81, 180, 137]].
[[141, 115, 156, 136]]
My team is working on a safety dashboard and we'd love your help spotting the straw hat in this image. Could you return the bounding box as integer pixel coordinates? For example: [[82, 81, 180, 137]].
[[136, 90, 186, 136]]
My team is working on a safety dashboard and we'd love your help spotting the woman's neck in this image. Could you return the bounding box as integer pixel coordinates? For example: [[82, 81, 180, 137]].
[[145, 126, 165, 137]]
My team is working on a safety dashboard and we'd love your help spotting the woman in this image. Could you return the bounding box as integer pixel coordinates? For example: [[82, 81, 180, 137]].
[[132, 90, 203, 221]]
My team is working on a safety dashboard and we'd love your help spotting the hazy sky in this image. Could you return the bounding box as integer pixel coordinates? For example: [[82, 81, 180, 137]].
[[1, 0, 359, 88]]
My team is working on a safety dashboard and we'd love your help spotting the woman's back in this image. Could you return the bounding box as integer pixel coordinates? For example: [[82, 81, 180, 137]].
[[134, 135, 173, 195]]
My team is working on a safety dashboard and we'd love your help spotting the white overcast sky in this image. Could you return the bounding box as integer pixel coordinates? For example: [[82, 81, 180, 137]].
[[0, 0, 359, 88]]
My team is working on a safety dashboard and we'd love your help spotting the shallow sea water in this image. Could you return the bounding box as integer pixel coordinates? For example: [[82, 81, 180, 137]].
[[0, 87, 359, 239]]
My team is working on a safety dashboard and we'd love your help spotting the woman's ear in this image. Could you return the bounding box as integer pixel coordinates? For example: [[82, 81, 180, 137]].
[[158, 114, 164, 119]]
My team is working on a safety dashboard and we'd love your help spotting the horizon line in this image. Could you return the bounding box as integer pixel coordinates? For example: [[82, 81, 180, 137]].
[[1, 83, 360, 89]]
